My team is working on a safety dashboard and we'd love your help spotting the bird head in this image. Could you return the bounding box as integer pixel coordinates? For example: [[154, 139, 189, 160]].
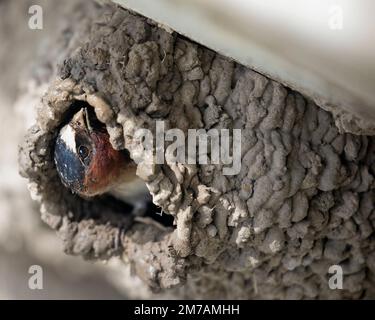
[[54, 107, 135, 198]]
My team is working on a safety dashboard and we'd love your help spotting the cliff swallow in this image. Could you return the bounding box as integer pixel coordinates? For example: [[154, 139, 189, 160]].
[[54, 107, 149, 206]]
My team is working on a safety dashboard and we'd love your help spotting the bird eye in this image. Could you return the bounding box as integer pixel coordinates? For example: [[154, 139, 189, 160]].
[[78, 145, 90, 160]]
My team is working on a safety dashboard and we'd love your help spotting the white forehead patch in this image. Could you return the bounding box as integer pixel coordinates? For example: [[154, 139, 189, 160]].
[[59, 124, 76, 152]]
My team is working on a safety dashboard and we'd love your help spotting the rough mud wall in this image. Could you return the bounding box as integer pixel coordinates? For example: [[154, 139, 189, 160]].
[[19, 2, 375, 299]]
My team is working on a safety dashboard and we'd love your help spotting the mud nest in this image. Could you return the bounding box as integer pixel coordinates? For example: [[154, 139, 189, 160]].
[[19, 2, 375, 299]]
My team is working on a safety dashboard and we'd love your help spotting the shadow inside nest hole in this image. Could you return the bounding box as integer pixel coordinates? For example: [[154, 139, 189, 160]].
[[102, 195, 175, 227], [53, 99, 175, 228], [82, 193, 175, 228]]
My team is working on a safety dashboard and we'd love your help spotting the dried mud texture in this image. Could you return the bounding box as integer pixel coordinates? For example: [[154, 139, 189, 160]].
[[19, 2, 375, 299]]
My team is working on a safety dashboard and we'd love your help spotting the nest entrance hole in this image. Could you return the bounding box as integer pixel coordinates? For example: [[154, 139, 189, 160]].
[[58, 100, 174, 228]]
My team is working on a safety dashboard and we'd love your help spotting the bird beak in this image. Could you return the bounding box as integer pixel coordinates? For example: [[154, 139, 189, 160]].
[[84, 108, 94, 134], [72, 107, 93, 134]]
